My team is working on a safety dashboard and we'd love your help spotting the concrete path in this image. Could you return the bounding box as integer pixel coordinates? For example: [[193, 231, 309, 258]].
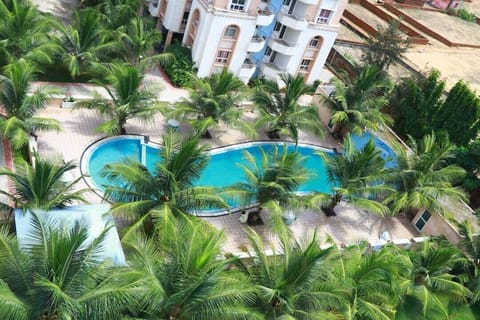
[[31, 67, 190, 103]]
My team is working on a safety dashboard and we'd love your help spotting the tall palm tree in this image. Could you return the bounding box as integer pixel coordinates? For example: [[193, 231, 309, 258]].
[[0, 154, 89, 211], [0, 59, 60, 151], [333, 243, 410, 320], [0, 0, 59, 65], [125, 216, 259, 319], [457, 220, 480, 304], [101, 132, 228, 238], [253, 73, 323, 145], [400, 240, 471, 319], [383, 133, 467, 217], [318, 134, 392, 217], [117, 16, 173, 66], [54, 9, 119, 78], [0, 213, 141, 319], [99, 0, 138, 30], [235, 229, 347, 319], [75, 63, 160, 135], [166, 68, 255, 139], [323, 65, 392, 137], [232, 144, 327, 233]]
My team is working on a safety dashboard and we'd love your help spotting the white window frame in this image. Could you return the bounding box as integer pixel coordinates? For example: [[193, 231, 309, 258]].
[[309, 36, 320, 48], [229, 0, 248, 11], [215, 50, 231, 64], [299, 59, 312, 72], [414, 210, 431, 231], [180, 11, 189, 27], [317, 9, 333, 24], [224, 26, 237, 38]]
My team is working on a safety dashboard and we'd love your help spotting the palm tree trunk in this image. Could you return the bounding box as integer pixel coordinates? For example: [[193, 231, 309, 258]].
[[322, 192, 341, 216], [267, 128, 280, 139]]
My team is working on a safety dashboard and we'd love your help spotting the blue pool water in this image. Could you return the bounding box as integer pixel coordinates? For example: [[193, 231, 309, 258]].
[[350, 132, 397, 168], [84, 133, 397, 204], [86, 138, 334, 194]]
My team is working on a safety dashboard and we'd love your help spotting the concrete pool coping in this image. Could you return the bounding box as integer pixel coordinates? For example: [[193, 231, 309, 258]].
[[80, 134, 339, 216], [80, 133, 397, 217]]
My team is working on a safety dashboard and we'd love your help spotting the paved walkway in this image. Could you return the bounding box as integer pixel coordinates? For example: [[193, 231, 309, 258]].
[[29, 68, 418, 253], [31, 67, 190, 103]]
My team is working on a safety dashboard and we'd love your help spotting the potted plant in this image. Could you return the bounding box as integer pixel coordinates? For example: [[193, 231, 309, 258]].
[[62, 96, 75, 109]]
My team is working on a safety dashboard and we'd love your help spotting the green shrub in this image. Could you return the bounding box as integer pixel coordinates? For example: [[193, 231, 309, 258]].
[[162, 40, 194, 87], [449, 8, 477, 23]]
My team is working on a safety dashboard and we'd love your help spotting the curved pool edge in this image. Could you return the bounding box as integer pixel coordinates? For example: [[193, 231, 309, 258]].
[[80, 135, 337, 217], [80, 134, 155, 202]]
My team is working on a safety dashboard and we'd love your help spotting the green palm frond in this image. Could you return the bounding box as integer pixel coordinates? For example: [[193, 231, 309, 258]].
[[254, 74, 323, 144], [0, 155, 88, 210], [169, 69, 254, 139]]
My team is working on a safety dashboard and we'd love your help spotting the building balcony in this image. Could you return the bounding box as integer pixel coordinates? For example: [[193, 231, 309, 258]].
[[297, 0, 317, 4], [247, 36, 266, 52], [239, 59, 256, 80], [259, 62, 286, 81], [277, 8, 308, 31], [267, 38, 297, 56], [256, 9, 275, 26], [148, 1, 159, 17]]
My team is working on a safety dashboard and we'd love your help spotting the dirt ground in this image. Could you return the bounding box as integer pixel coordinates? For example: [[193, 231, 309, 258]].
[[339, 2, 480, 92], [401, 8, 480, 45]]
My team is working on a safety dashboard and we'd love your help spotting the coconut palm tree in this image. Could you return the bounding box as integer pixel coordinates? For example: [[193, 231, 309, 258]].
[[457, 220, 480, 304], [0, 153, 89, 211], [124, 216, 259, 320], [166, 68, 256, 139], [323, 65, 392, 137], [0, 59, 60, 152], [333, 243, 410, 320], [400, 240, 471, 319], [101, 132, 228, 238], [0, 0, 59, 65], [318, 134, 392, 217], [54, 9, 119, 78], [0, 212, 141, 320], [117, 16, 173, 66], [75, 63, 160, 135], [232, 144, 328, 233], [99, 0, 138, 30], [253, 73, 323, 145], [235, 229, 347, 319], [383, 133, 467, 217]]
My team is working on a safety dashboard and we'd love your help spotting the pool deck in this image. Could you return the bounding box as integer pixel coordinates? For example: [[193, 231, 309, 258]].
[[31, 70, 418, 253]]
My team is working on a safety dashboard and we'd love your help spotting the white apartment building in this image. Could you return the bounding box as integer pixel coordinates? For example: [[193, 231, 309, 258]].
[[148, 0, 347, 84]]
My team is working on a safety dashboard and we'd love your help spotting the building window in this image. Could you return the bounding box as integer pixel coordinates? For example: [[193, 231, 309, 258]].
[[224, 25, 238, 38], [230, 0, 246, 11], [181, 11, 189, 27], [273, 22, 282, 32], [215, 50, 231, 64], [265, 47, 273, 58], [309, 36, 321, 48], [283, 0, 291, 5], [317, 9, 333, 24], [414, 210, 431, 231], [299, 59, 312, 72]]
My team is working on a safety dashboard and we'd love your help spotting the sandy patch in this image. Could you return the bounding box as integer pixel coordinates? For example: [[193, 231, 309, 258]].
[[401, 8, 480, 45]]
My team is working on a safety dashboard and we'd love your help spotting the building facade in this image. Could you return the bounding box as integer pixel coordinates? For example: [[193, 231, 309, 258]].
[[148, 0, 347, 84]]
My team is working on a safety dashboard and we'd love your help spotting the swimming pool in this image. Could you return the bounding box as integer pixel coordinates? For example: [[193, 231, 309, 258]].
[[350, 132, 397, 168], [81, 133, 396, 215], [82, 137, 334, 196]]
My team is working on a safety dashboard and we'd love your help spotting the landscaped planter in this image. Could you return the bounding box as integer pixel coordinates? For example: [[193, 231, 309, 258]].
[[61, 98, 76, 109], [61, 101, 75, 109]]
